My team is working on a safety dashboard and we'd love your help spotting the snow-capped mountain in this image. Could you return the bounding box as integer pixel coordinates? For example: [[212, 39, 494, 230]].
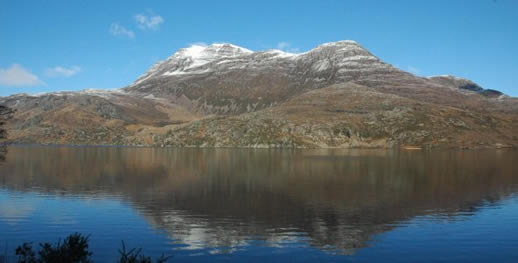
[[133, 43, 254, 84], [130, 40, 393, 87], [1, 40, 517, 148], [125, 41, 414, 114]]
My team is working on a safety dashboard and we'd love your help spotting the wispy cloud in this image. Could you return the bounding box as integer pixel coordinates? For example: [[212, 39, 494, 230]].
[[110, 10, 163, 39], [45, 66, 81, 78], [110, 23, 135, 38], [135, 11, 164, 31], [276, 42, 300, 53], [0, 64, 44, 86]]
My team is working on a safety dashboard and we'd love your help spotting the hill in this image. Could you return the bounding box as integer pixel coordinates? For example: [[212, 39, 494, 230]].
[[1, 41, 517, 148]]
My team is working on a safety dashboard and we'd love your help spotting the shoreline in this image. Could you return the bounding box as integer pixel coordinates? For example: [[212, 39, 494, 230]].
[[2, 142, 516, 150]]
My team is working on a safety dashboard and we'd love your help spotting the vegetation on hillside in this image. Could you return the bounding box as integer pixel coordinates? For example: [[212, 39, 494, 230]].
[[0, 105, 14, 162], [0, 105, 14, 141]]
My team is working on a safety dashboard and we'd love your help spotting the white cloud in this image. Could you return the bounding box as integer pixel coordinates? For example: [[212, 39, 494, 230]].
[[0, 64, 44, 86], [276, 42, 300, 53], [110, 23, 135, 38], [45, 66, 81, 78], [135, 11, 164, 31]]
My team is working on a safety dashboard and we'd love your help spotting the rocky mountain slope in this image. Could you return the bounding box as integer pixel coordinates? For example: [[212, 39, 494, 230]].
[[1, 40, 517, 148]]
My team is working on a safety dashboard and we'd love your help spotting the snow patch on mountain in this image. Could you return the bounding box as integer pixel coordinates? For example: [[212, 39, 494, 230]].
[[175, 43, 252, 66], [262, 49, 301, 58], [157, 43, 253, 76], [129, 40, 389, 87]]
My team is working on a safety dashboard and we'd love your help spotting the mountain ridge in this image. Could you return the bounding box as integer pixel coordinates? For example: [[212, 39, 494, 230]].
[[1, 40, 517, 148]]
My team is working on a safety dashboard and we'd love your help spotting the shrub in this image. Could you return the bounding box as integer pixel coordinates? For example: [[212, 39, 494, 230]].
[[16, 233, 92, 263], [13, 233, 170, 263]]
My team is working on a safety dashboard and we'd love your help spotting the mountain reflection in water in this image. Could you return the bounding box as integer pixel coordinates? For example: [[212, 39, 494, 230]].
[[0, 146, 517, 257]]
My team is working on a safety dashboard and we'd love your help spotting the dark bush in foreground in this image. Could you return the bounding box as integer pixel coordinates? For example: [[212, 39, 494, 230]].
[[117, 242, 169, 263], [15, 233, 92, 263], [11, 233, 170, 263]]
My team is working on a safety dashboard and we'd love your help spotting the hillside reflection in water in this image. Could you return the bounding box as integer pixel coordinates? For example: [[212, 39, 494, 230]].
[[1, 146, 517, 262]]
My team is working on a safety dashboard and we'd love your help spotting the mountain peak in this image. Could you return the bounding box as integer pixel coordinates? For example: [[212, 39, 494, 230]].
[[174, 43, 253, 60], [320, 40, 359, 46], [311, 40, 370, 54], [427, 75, 505, 97], [130, 40, 384, 85], [133, 43, 255, 79], [173, 40, 364, 59]]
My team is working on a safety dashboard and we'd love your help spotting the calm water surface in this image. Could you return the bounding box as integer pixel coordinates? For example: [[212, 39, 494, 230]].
[[0, 146, 517, 262]]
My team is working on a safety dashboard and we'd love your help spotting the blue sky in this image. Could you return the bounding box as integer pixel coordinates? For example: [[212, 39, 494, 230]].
[[1, 0, 517, 97]]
